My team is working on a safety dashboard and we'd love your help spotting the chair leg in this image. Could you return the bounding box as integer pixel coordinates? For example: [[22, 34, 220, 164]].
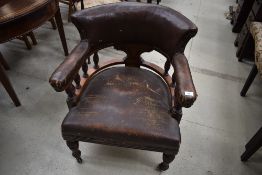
[[49, 18, 57, 30], [158, 153, 175, 171], [240, 64, 258, 97], [54, 8, 69, 56], [81, 0, 84, 9], [241, 127, 262, 161], [66, 141, 82, 163], [0, 64, 21, 106], [68, 0, 73, 22], [22, 35, 32, 50], [0, 52, 10, 70], [28, 32, 37, 45]]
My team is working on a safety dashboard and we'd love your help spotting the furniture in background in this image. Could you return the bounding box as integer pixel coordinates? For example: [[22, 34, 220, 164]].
[[241, 127, 262, 161], [240, 22, 262, 161], [0, 0, 68, 56], [231, 0, 255, 33], [17, 18, 57, 50], [240, 22, 262, 96], [0, 53, 21, 106], [60, 0, 84, 21], [49, 2, 197, 171], [235, 0, 262, 61], [0, 0, 69, 105], [17, 32, 37, 50]]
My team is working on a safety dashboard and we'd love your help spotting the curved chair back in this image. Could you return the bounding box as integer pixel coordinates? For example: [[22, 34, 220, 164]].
[[71, 2, 197, 59]]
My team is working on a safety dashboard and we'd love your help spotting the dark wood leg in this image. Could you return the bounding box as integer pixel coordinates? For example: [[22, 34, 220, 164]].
[[55, 8, 69, 56], [82, 62, 88, 78], [93, 52, 99, 69], [81, 0, 84, 9], [157, 0, 161, 4], [28, 32, 37, 45], [68, 0, 73, 22], [22, 35, 32, 50], [66, 141, 82, 163], [240, 65, 258, 97], [74, 73, 81, 89], [0, 64, 21, 106], [0, 52, 10, 70], [158, 153, 175, 171], [241, 127, 262, 161], [49, 18, 57, 30]]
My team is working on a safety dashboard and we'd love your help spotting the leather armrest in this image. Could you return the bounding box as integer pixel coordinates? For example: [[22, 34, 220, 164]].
[[172, 53, 197, 108], [49, 41, 89, 92]]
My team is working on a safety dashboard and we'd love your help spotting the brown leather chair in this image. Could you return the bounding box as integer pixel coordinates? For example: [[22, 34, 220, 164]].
[[49, 2, 198, 171]]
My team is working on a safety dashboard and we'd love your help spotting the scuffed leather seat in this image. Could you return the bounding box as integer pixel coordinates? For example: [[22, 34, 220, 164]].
[[62, 67, 180, 152]]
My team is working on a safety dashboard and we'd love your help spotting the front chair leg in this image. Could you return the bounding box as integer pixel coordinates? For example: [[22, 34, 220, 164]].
[[158, 153, 175, 171], [66, 141, 82, 163], [81, 0, 84, 9]]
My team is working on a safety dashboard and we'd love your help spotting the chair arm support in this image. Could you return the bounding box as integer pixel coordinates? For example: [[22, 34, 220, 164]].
[[172, 53, 197, 108], [49, 41, 89, 92]]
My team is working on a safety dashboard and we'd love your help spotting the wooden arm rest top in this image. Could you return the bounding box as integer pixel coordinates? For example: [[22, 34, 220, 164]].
[[172, 53, 197, 108], [49, 41, 89, 92]]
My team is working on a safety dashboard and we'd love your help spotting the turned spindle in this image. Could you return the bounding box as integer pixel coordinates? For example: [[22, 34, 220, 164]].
[[82, 62, 88, 78], [66, 141, 82, 163], [93, 52, 99, 69], [158, 153, 175, 171], [74, 73, 81, 89], [65, 83, 76, 108]]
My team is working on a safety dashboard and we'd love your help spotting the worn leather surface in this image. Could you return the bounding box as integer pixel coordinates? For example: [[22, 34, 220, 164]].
[[71, 2, 197, 58], [62, 67, 180, 151]]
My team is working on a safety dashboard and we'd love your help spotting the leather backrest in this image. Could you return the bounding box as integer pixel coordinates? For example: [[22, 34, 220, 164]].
[[71, 2, 197, 59]]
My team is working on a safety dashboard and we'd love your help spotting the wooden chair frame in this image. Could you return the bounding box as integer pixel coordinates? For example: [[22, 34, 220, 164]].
[[49, 2, 198, 171]]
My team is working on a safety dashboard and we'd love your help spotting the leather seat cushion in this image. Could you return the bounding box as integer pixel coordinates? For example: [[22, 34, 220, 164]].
[[62, 67, 180, 151]]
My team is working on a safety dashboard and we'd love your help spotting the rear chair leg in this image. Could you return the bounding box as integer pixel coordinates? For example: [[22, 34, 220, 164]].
[[66, 141, 82, 163], [158, 153, 175, 171]]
